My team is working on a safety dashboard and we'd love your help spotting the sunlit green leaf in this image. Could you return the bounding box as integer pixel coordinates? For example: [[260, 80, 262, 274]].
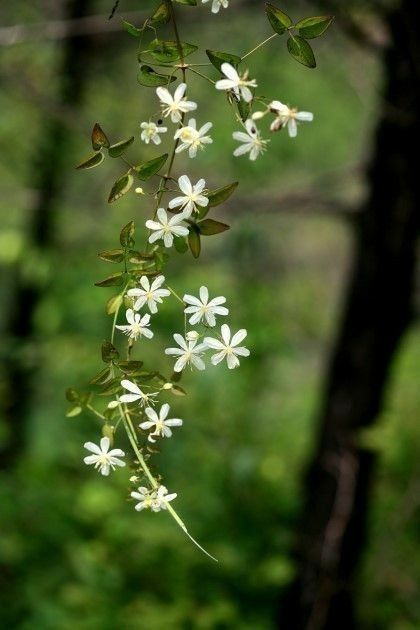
[[198, 219, 230, 235], [66, 406, 82, 417], [170, 384, 187, 396], [108, 172, 134, 203], [108, 137, 134, 158], [106, 294, 123, 315], [287, 35, 316, 68], [138, 65, 177, 87], [102, 341, 119, 363], [91, 123, 110, 150], [206, 49, 241, 72], [150, 2, 171, 25], [134, 154, 168, 180], [120, 221, 135, 247], [174, 0, 197, 5], [295, 15, 334, 39], [265, 3, 292, 34], [149, 39, 198, 63], [127, 250, 154, 263], [94, 272, 124, 287], [75, 152, 104, 170], [98, 249, 125, 263], [122, 19, 142, 37]]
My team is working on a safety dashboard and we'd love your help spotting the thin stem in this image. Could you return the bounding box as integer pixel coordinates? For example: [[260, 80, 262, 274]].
[[166, 283, 185, 305], [187, 66, 215, 85], [241, 33, 278, 60]]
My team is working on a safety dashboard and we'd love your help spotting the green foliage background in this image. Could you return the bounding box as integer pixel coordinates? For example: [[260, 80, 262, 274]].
[[1, 1, 419, 628]]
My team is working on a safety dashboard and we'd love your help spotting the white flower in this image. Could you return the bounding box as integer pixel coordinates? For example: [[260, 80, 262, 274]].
[[119, 379, 158, 407], [233, 119, 268, 161], [165, 333, 207, 372], [131, 485, 177, 512], [215, 62, 257, 103], [183, 286, 228, 327], [127, 275, 170, 314], [146, 208, 189, 248], [140, 121, 167, 145], [153, 485, 177, 511], [204, 324, 250, 369], [169, 175, 209, 216], [269, 101, 314, 137], [139, 403, 183, 443], [174, 118, 213, 158], [156, 83, 197, 124], [115, 309, 153, 340], [83, 437, 125, 476], [202, 0, 228, 13]]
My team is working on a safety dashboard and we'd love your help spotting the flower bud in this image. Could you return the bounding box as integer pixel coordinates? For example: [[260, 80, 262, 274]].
[[107, 400, 119, 409], [186, 330, 199, 341], [102, 424, 115, 444], [252, 111, 265, 120], [163, 382, 173, 390], [135, 187, 144, 195]]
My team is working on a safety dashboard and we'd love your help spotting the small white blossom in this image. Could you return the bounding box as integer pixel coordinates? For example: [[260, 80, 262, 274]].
[[140, 121, 167, 145], [233, 119, 268, 161], [139, 403, 183, 443], [127, 275, 170, 314], [156, 83, 197, 123], [186, 330, 200, 341], [119, 379, 158, 407], [165, 333, 207, 372], [202, 0, 228, 13], [269, 101, 314, 137], [174, 118, 213, 158], [169, 175, 209, 216], [131, 485, 177, 512], [215, 62, 257, 103], [204, 324, 250, 369], [83, 437, 125, 476], [115, 309, 153, 341], [183, 286, 228, 327], [146, 208, 189, 248]]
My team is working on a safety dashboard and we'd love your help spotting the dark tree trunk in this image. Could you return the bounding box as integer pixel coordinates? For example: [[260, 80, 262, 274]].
[[0, 0, 94, 468], [281, 0, 420, 628]]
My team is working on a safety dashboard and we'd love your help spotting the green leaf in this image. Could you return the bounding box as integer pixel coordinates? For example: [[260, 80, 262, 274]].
[[66, 406, 82, 417], [174, 0, 197, 5], [101, 341, 119, 363], [188, 226, 201, 258], [98, 249, 125, 263], [105, 294, 123, 315], [75, 152, 104, 170], [265, 3, 292, 34], [128, 249, 154, 263], [122, 19, 142, 37], [89, 366, 112, 385], [91, 123, 110, 150], [65, 388, 79, 402], [237, 99, 251, 123], [97, 378, 122, 396], [94, 272, 124, 287], [198, 219, 230, 235], [117, 360, 144, 374], [149, 39, 198, 63], [207, 181, 238, 207], [287, 36, 316, 68], [120, 221, 135, 247], [206, 49, 241, 72], [138, 65, 177, 87], [150, 2, 171, 25], [108, 172, 134, 203], [170, 384, 187, 396], [295, 15, 334, 39], [134, 154, 168, 180], [108, 136, 134, 158], [173, 236, 189, 253]]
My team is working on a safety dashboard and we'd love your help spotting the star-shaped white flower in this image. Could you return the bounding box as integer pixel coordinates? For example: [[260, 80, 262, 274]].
[[146, 208, 189, 248], [119, 379, 158, 407], [115, 309, 153, 340], [140, 121, 167, 145], [131, 485, 177, 512], [204, 324, 250, 369], [183, 286, 228, 327], [127, 275, 170, 314], [139, 403, 183, 443], [165, 333, 207, 372], [174, 118, 213, 158], [156, 83, 197, 124], [202, 0, 228, 13], [215, 62, 257, 103], [233, 119, 268, 161], [169, 175, 209, 216], [83, 437, 125, 476], [269, 101, 314, 137]]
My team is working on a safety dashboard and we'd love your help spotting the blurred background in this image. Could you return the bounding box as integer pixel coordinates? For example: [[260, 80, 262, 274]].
[[1, 0, 419, 628]]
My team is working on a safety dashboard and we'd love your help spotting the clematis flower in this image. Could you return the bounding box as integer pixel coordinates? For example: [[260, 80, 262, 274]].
[[119, 379, 158, 407], [169, 175, 209, 216], [165, 333, 207, 372], [183, 286, 228, 327], [140, 121, 167, 145], [204, 324, 250, 369], [83, 437, 125, 476], [269, 101, 314, 137], [139, 403, 183, 443], [146, 208, 189, 248], [127, 275, 170, 314], [156, 83, 197, 123], [215, 62, 257, 103], [202, 0, 228, 13], [115, 309, 153, 340], [174, 119, 213, 158], [131, 485, 177, 512], [232, 119, 268, 161]]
